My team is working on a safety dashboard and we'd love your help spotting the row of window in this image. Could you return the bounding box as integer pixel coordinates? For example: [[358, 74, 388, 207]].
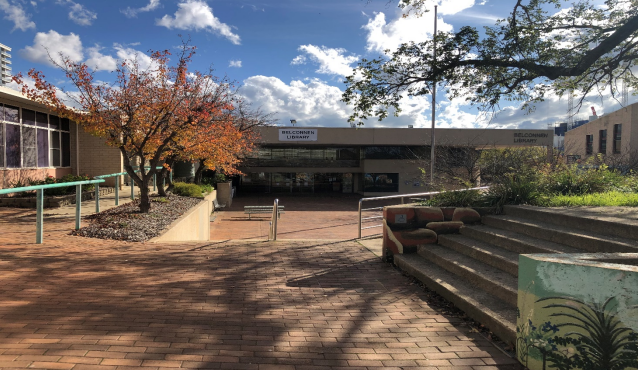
[[1, 103, 71, 169], [585, 124, 622, 155]]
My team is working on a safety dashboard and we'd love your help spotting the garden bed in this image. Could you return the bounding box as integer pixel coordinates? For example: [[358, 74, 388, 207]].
[[72, 194, 202, 242]]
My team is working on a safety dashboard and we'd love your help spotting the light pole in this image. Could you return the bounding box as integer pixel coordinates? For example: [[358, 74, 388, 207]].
[[430, 5, 438, 186]]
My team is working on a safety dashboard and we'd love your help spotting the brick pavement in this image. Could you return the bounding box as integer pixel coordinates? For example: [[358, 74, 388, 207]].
[[0, 207, 523, 369], [210, 195, 389, 241]]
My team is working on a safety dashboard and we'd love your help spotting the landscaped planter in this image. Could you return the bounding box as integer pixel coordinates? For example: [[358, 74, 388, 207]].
[[0, 187, 115, 208]]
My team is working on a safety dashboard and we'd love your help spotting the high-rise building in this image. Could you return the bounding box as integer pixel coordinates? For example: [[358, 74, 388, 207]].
[[0, 43, 12, 86]]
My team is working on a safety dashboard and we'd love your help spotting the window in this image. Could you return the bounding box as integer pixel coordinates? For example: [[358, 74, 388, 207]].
[[586, 135, 593, 155], [599, 129, 607, 154], [364, 173, 399, 192], [0, 104, 71, 169], [613, 124, 622, 154]]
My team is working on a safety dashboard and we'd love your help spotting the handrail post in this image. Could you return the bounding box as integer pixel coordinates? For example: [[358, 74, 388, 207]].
[[358, 199, 362, 239], [271, 198, 279, 241], [75, 184, 82, 230], [115, 175, 119, 206], [95, 183, 100, 213], [36, 189, 43, 244]]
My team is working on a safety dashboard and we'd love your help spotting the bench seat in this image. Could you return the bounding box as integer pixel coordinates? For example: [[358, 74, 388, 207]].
[[244, 206, 285, 219]]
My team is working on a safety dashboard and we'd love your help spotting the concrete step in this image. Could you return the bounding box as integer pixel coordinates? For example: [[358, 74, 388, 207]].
[[416, 244, 518, 307], [438, 234, 519, 277], [461, 224, 583, 254], [394, 253, 517, 345], [504, 205, 638, 241], [483, 215, 638, 253]]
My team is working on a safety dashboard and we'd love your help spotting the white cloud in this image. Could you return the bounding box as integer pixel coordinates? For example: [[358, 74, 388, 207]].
[[363, 11, 453, 53], [68, 2, 97, 25], [0, 0, 35, 31], [113, 44, 157, 71], [229, 60, 242, 68], [85, 46, 118, 72], [122, 0, 161, 18], [156, 0, 240, 45], [20, 30, 84, 67], [293, 45, 359, 77]]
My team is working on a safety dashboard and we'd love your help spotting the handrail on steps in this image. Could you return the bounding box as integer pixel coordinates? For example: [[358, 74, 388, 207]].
[[357, 186, 489, 239]]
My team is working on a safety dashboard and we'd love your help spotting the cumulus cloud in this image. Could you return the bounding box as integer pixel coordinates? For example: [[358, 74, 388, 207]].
[[20, 30, 84, 66], [85, 46, 118, 72], [56, 0, 97, 26], [229, 60, 242, 68], [0, 0, 36, 31], [113, 44, 157, 71], [292, 45, 359, 77], [122, 0, 161, 18], [156, 0, 240, 45]]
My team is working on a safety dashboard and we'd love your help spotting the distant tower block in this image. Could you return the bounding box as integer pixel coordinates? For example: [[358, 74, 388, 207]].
[[567, 90, 574, 130], [0, 43, 11, 86]]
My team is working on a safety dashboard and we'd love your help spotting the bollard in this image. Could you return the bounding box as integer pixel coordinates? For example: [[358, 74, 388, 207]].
[[95, 184, 100, 213]]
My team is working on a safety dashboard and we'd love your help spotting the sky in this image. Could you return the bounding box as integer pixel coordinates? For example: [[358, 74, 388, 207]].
[[0, 0, 629, 130]]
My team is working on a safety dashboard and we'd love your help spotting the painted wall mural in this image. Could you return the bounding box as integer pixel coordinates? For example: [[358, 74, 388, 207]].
[[517, 254, 638, 370]]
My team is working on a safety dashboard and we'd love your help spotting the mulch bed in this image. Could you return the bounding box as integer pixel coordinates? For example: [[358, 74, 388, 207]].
[[72, 195, 202, 242]]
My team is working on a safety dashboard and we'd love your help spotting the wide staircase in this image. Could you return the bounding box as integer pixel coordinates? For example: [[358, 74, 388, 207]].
[[393, 205, 638, 345]]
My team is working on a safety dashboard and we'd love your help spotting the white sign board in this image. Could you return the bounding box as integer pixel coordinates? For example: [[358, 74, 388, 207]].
[[279, 129, 318, 141]]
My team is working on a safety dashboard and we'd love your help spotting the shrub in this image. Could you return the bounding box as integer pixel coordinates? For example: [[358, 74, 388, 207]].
[[172, 182, 205, 198], [200, 183, 214, 194], [483, 170, 545, 209], [423, 188, 484, 207], [14, 174, 95, 196]]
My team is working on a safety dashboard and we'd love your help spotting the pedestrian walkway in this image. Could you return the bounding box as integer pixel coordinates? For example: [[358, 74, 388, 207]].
[[0, 206, 522, 369]]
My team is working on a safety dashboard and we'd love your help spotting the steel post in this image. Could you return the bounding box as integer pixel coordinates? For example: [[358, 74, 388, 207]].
[[95, 184, 100, 213], [36, 189, 43, 244], [75, 184, 82, 230], [358, 200, 362, 239], [115, 176, 119, 205]]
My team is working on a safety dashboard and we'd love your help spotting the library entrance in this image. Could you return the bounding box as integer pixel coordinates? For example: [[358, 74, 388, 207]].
[[240, 172, 354, 194]]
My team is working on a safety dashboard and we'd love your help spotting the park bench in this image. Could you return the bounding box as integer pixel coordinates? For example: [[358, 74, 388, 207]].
[[244, 205, 285, 220]]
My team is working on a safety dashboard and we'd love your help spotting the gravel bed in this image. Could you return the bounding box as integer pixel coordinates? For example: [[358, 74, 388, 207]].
[[72, 195, 203, 242]]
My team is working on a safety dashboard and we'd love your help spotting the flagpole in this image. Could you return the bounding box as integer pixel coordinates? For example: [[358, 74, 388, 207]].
[[430, 5, 437, 185]]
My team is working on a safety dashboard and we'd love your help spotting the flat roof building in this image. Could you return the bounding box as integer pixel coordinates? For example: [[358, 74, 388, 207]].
[[237, 126, 554, 196], [0, 43, 11, 86]]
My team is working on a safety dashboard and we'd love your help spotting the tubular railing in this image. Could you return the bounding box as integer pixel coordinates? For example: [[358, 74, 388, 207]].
[[357, 186, 490, 239], [269, 198, 279, 241], [94, 166, 164, 206], [0, 179, 105, 244]]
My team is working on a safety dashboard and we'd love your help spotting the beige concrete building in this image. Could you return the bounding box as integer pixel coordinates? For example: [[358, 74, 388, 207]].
[[237, 126, 554, 196], [565, 102, 638, 167], [0, 86, 122, 188]]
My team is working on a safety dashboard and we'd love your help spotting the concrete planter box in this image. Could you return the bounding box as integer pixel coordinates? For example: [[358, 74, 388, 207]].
[[149, 192, 216, 243], [0, 187, 115, 208]]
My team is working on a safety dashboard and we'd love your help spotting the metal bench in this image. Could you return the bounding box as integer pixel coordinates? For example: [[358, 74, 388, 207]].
[[244, 205, 285, 220]]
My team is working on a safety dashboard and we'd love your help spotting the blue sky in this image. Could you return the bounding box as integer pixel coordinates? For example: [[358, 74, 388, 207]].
[[1, 0, 625, 129]]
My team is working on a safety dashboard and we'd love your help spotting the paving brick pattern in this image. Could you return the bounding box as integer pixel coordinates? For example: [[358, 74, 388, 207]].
[[0, 207, 522, 369]]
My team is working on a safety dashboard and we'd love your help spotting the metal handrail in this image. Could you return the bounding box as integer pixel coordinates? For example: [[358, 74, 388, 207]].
[[95, 166, 164, 203], [269, 198, 279, 241], [357, 186, 489, 239], [0, 179, 105, 244]]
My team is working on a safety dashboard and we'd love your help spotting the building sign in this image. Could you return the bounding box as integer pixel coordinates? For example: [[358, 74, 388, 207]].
[[513, 131, 550, 144], [279, 129, 318, 141]]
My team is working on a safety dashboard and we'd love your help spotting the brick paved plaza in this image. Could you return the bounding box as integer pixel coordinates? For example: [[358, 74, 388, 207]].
[[0, 205, 522, 369]]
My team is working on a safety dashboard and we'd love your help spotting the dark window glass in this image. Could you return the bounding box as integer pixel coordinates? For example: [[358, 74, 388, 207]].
[[6, 124, 21, 167], [364, 173, 399, 192], [586, 135, 593, 155], [613, 124, 622, 154], [23, 127, 36, 167], [0, 104, 3, 121], [36, 112, 48, 128], [23, 109, 36, 125], [61, 132, 70, 167], [61, 118, 70, 131], [49, 115, 60, 130], [0, 123, 4, 167], [37, 129, 49, 167], [4, 105, 19, 123], [599, 129, 607, 154], [364, 146, 428, 159], [50, 131, 61, 167]]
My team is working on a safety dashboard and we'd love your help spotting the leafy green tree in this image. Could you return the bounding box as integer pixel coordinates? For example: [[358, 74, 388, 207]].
[[344, 0, 638, 124]]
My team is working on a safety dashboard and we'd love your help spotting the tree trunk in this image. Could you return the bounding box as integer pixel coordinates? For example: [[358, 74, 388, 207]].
[[138, 176, 151, 213], [157, 167, 168, 197], [194, 158, 206, 185]]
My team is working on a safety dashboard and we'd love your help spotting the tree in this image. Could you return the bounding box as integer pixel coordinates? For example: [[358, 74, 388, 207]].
[[15, 43, 244, 212], [344, 0, 638, 124]]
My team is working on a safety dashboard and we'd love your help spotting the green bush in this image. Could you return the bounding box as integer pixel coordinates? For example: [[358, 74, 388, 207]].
[[14, 174, 94, 196], [483, 170, 545, 208], [172, 182, 205, 198], [423, 188, 484, 207], [200, 183, 214, 194], [547, 191, 638, 207]]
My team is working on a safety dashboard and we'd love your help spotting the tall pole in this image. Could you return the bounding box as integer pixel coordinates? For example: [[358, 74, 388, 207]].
[[430, 5, 438, 185]]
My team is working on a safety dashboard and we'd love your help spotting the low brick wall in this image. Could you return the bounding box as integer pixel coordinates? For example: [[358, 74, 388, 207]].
[[0, 187, 115, 208]]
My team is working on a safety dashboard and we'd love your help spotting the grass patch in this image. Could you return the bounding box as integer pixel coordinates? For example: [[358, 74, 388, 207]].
[[547, 191, 638, 207]]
